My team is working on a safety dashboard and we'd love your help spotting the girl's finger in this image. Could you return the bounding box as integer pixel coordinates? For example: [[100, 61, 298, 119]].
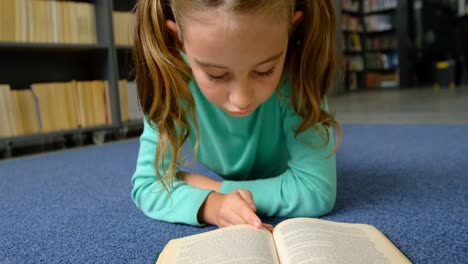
[[237, 200, 262, 228], [236, 189, 256, 212], [222, 210, 248, 227]]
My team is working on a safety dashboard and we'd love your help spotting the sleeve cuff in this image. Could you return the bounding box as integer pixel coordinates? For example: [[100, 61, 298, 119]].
[[219, 180, 239, 194], [185, 188, 214, 226]]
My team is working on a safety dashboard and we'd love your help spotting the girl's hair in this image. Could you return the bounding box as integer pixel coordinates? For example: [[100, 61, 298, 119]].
[[134, 0, 342, 192]]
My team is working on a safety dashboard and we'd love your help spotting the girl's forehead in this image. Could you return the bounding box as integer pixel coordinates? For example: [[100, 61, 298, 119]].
[[182, 10, 289, 38], [182, 8, 289, 28], [182, 10, 289, 68]]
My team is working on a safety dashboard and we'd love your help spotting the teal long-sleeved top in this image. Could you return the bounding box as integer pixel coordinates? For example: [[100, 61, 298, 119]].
[[131, 77, 336, 226]]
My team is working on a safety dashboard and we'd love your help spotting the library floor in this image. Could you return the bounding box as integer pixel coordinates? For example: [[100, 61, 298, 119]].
[[329, 86, 468, 124]]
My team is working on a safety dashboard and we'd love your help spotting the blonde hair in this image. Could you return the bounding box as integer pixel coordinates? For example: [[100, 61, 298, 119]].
[[133, 0, 342, 192]]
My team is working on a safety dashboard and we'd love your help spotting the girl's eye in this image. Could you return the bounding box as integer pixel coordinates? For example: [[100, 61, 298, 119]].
[[207, 73, 229, 82], [255, 67, 275, 78], [206, 67, 275, 82]]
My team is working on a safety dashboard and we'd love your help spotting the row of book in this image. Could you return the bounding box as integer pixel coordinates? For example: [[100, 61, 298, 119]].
[[0, 80, 142, 138], [344, 35, 397, 52], [363, 0, 397, 13], [344, 55, 364, 72], [342, 14, 363, 32], [365, 36, 397, 51], [364, 14, 393, 32], [365, 52, 399, 70], [0, 0, 97, 44], [366, 72, 399, 88], [113, 11, 135, 46], [342, 0, 360, 12]]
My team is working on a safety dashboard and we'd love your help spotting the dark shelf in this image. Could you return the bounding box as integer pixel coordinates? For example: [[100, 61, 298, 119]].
[[116, 45, 133, 50], [365, 28, 395, 34], [123, 119, 143, 130], [366, 68, 398, 72], [368, 85, 399, 89], [0, 124, 120, 148], [113, 0, 137, 12], [0, 42, 108, 53], [347, 69, 365, 73], [0, 49, 109, 88], [117, 47, 135, 81], [364, 7, 397, 15], [342, 9, 360, 16], [365, 48, 398, 53], [344, 50, 363, 54], [342, 29, 364, 33]]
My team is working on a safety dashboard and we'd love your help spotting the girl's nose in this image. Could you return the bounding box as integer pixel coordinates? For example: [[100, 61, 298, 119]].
[[229, 85, 253, 109]]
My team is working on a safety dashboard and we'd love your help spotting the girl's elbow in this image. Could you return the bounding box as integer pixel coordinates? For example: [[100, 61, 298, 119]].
[[302, 192, 336, 217], [131, 184, 145, 209], [319, 188, 337, 216], [318, 198, 336, 216]]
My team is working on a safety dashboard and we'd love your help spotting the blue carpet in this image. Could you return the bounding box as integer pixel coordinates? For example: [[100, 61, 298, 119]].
[[0, 124, 467, 264]]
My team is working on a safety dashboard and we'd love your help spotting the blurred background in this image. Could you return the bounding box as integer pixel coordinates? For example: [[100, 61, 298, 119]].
[[0, 0, 467, 159]]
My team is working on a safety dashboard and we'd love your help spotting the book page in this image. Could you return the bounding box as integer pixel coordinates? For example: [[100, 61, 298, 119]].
[[157, 225, 279, 264], [273, 218, 411, 264]]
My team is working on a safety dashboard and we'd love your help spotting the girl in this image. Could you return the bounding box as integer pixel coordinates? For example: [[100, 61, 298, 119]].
[[131, 0, 341, 230]]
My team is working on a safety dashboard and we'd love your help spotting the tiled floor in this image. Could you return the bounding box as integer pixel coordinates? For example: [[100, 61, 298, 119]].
[[329, 87, 468, 124]]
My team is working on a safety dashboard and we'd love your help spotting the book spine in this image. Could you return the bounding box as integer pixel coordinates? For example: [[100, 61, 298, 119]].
[[52, 0, 58, 43], [30, 88, 43, 131]]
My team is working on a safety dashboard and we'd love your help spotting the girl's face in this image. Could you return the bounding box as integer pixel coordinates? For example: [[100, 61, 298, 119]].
[[170, 11, 296, 117]]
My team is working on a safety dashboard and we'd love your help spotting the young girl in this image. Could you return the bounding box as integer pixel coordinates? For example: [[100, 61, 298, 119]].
[[131, 0, 341, 231]]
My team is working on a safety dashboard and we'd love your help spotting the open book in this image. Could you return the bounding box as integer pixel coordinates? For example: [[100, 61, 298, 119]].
[[156, 218, 411, 263]]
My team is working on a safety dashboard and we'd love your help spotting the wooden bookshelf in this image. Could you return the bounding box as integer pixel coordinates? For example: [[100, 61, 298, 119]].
[[0, 0, 142, 159]]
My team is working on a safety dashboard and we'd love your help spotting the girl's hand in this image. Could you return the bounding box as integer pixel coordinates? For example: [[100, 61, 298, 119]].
[[179, 172, 222, 192], [200, 189, 272, 230]]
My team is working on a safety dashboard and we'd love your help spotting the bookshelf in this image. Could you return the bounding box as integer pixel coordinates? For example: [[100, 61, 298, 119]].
[[340, 0, 408, 91], [0, 0, 140, 158]]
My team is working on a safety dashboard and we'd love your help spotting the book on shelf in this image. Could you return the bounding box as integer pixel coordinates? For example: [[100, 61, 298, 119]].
[[118, 79, 143, 123], [363, 0, 397, 14], [156, 218, 411, 264], [0, 86, 41, 137], [0, 80, 119, 139], [126, 81, 143, 121], [345, 32, 362, 52], [365, 52, 398, 70], [0, 0, 96, 44], [10, 89, 41, 135], [366, 36, 397, 51], [0, 85, 16, 137], [113, 11, 135, 46], [342, 0, 360, 13], [366, 72, 399, 88], [342, 14, 363, 32], [364, 14, 393, 32], [346, 55, 364, 72], [119, 80, 130, 122], [348, 72, 359, 91]]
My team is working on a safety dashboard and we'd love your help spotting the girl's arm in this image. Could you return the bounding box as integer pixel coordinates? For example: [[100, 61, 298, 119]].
[[131, 118, 213, 226], [178, 172, 221, 191], [218, 100, 337, 218], [132, 119, 272, 229]]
